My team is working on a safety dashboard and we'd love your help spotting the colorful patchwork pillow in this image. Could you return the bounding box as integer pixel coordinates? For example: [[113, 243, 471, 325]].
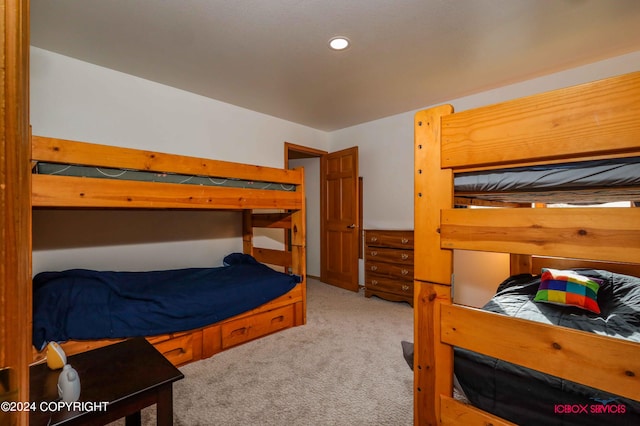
[[534, 268, 602, 314]]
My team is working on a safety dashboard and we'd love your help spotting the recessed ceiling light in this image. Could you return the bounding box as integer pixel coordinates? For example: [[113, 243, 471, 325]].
[[329, 36, 350, 51]]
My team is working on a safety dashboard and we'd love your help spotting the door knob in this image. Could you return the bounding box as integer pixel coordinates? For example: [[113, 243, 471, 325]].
[[347, 224, 356, 229]]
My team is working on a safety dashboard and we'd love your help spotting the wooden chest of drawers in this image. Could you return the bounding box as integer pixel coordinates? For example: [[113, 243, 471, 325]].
[[364, 229, 414, 306]]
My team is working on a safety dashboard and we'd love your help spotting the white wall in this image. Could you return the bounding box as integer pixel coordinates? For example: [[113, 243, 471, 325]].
[[31, 47, 329, 274], [330, 50, 640, 306]]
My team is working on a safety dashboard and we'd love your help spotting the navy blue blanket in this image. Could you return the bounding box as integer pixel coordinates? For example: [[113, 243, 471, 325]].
[[32, 253, 301, 350]]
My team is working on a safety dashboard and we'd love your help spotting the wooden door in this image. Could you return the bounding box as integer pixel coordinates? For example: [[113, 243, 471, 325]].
[[1, 1, 31, 425], [321, 147, 359, 292]]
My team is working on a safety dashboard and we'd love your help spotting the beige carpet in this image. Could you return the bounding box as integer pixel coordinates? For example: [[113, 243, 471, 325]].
[[118, 278, 414, 425]]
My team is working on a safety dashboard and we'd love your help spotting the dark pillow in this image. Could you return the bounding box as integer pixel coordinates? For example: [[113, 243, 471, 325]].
[[223, 253, 260, 266]]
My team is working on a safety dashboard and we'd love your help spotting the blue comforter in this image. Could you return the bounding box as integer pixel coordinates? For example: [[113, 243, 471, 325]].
[[32, 253, 301, 350]]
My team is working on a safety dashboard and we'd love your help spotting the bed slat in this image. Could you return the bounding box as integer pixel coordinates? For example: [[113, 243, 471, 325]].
[[251, 212, 292, 228], [252, 247, 292, 268], [441, 71, 640, 170], [441, 207, 640, 263], [441, 304, 640, 402], [32, 174, 303, 210], [440, 396, 517, 426]]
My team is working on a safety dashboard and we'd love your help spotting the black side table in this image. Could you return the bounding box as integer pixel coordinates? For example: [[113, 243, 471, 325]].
[[30, 338, 184, 425]]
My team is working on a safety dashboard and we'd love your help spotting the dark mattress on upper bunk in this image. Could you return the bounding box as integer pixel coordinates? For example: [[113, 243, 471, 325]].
[[454, 269, 640, 426], [454, 157, 640, 203], [34, 162, 296, 191], [32, 253, 301, 350]]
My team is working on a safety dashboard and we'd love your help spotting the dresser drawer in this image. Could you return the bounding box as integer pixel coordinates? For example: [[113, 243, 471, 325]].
[[366, 260, 413, 279], [365, 273, 414, 296], [365, 246, 413, 265], [221, 304, 295, 349], [365, 230, 413, 249]]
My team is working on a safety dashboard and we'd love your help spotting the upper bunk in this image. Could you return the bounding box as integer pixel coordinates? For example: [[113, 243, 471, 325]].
[[446, 71, 640, 204], [414, 71, 640, 275], [30, 135, 306, 272], [31, 135, 304, 211]]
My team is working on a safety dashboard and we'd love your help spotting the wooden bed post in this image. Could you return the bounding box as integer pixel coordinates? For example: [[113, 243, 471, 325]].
[[290, 170, 307, 325], [242, 170, 306, 326], [290, 208, 307, 325], [510, 254, 532, 275], [414, 105, 454, 426], [242, 210, 254, 257]]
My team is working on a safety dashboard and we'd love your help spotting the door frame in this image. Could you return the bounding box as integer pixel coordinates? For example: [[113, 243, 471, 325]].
[[285, 142, 327, 280], [285, 142, 361, 290]]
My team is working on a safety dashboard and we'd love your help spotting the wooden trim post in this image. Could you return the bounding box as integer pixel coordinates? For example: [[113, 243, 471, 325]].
[[414, 105, 454, 426]]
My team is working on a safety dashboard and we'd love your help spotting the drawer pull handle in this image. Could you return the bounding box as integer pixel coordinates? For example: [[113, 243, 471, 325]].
[[402, 285, 410, 291], [370, 265, 378, 271], [401, 238, 409, 244], [164, 346, 187, 357], [401, 253, 409, 260], [371, 251, 378, 256], [230, 327, 249, 337], [271, 315, 285, 324], [401, 269, 409, 275], [371, 280, 378, 286], [370, 237, 378, 242]]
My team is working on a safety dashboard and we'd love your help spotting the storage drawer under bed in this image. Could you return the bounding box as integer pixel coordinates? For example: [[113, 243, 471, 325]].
[[221, 304, 295, 349], [147, 330, 203, 366]]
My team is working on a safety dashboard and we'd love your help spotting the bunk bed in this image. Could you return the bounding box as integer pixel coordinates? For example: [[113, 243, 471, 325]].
[[413, 71, 640, 425], [30, 135, 306, 367]]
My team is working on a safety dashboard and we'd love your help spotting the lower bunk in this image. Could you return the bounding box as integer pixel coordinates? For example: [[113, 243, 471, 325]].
[[31, 253, 306, 366], [407, 264, 640, 425], [453, 267, 640, 426]]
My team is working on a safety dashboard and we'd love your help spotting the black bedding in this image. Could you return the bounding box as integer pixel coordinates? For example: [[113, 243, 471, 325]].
[[454, 157, 640, 203], [32, 253, 301, 350], [455, 269, 640, 426]]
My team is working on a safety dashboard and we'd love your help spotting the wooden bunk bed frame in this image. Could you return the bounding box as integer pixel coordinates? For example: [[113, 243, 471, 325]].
[[413, 71, 640, 425], [30, 135, 306, 367]]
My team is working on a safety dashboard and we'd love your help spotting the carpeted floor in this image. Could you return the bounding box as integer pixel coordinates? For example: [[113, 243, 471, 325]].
[[115, 277, 414, 425]]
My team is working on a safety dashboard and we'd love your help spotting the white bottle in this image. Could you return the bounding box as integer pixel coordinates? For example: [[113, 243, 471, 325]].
[[57, 364, 81, 402]]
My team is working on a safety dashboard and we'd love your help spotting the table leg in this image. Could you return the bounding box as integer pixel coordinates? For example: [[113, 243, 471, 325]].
[[125, 410, 142, 426], [156, 385, 174, 426]]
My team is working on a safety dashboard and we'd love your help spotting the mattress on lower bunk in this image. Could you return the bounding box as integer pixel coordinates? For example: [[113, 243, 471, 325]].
[[454, 157, 640, 203], [32, 253, 301, 350], [454, 269, 640, 426]]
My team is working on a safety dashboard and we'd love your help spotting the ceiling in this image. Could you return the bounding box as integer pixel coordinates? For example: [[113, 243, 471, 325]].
[[30, 0, 640, 132]]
